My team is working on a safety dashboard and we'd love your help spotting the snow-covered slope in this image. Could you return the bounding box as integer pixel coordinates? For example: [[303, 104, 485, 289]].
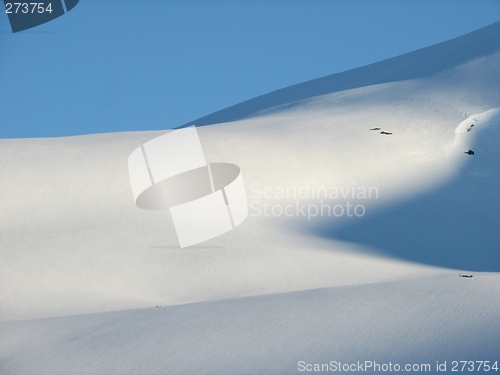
[[182, 21, 500, 127], [2, 275, 499, 375], [1, 22, 499, 374]]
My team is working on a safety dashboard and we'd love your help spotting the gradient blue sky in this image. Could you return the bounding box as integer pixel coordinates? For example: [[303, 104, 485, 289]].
[[1, 0, 499, 138]]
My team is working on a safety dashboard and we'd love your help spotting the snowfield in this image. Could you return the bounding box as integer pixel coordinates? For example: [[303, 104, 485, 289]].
[[1, 22, 499, 374]]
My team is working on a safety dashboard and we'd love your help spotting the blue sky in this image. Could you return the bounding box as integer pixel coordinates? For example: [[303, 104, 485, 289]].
[[1, 0, 499, 138]]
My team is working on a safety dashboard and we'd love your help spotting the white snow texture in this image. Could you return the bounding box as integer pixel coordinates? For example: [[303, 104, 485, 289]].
[[1, 21, 500, 375]]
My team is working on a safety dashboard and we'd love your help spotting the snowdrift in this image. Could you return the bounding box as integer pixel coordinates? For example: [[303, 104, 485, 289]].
[[1, 22, 499, 375], [182, 21, 500, 127]]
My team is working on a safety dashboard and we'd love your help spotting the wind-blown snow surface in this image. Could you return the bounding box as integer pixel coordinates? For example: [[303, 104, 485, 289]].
[[1, 23, 500, 374], [182, 21, 500, 127]]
